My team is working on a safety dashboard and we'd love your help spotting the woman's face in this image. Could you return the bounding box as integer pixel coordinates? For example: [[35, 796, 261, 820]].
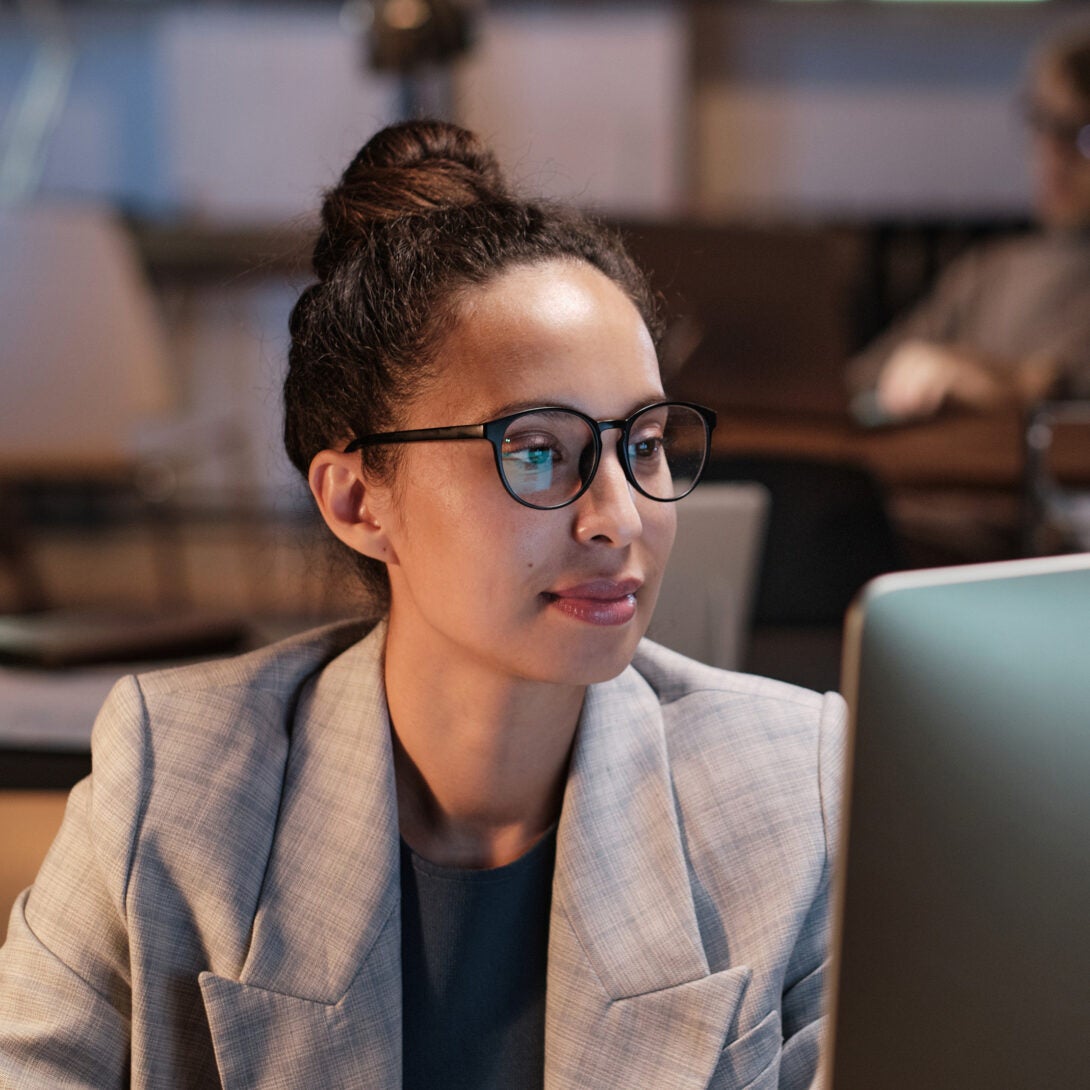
[[1028, 62, 1090, 228], [371, 258, 676, 687]]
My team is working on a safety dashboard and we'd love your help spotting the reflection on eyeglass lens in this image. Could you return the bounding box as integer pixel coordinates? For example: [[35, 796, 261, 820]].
[[501, 412, 591, 503], [1024, 103, 1090, 158]]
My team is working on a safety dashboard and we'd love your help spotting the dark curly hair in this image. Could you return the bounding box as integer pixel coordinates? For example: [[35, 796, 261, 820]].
[[283, 120, 661, 609], [1035, 24, 1090, 104]]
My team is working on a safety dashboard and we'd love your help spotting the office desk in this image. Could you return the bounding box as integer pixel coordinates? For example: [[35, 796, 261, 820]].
[[0, 619, 326, 790], [0, 663, 122, 788]]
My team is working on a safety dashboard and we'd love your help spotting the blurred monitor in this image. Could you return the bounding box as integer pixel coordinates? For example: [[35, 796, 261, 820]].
[[0, 203, 172, 469], [646, 481, 767, 670], [826, 553, 1090, 1090]]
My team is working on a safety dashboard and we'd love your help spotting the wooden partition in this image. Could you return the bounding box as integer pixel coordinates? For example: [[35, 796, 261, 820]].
[[0, 790, 69, 943]]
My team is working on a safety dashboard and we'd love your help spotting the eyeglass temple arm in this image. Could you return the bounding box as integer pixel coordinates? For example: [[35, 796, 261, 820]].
[[344, 424, 488, 453]]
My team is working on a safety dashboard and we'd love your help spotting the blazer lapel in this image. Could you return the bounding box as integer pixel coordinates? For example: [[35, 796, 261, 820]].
[[199, 623, 403, 1089], [199, 628, 748, 1088], [545, 665, 750, 1089]]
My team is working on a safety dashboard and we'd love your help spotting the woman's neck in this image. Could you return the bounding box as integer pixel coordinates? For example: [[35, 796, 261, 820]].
[[383, 627, 585, 870]]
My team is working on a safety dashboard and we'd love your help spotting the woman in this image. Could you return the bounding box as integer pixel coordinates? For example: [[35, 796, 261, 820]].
[[847, 26, 1090, 425], [0, 121, 844, 1089]]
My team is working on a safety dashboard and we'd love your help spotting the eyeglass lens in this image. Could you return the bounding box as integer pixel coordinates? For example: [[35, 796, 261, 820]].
[[498, 404, 708, 509], [1024, 103, 1090, 159]]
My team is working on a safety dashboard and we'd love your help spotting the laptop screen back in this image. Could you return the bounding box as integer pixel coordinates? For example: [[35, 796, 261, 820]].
[[825, 554, 1090, 1090]]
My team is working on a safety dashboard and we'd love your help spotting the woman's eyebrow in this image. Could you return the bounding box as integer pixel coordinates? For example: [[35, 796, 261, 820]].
[[482, 398, 557, 418], [483, 395, 668, 420]]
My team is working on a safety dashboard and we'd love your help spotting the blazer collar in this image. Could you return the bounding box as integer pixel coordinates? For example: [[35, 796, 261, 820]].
[[543, 663, 750, 1089], [200, 630, 748, 1088], [201, 622, 404, 1087], [553, 661, 709, 997], [235, 620, 399, 1001], [209, 625, 710, 1001]]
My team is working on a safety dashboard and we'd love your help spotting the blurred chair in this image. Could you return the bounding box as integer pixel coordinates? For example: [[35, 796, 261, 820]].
[[0, 789, 67, 943], [646, 482, 768, 671], [694, 458, 900, 692], [703, 456, 900, 626], [1023, 399, 1090, 556]]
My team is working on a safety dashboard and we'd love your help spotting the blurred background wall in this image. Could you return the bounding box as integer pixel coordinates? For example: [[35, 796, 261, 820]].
[[6, 2, 1087, 218], [5, 0, 1085, 496], [3, 0, 1090, 657]]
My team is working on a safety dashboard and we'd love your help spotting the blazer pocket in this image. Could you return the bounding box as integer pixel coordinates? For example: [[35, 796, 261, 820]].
[[709, 1008, 782, 1090]]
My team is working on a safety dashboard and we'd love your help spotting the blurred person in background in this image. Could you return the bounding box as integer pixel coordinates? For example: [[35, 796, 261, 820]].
[[848, 26, 1090, 425]]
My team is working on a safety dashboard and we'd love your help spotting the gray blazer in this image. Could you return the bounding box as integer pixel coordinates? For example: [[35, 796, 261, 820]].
[[0, 622, 845, 1089]]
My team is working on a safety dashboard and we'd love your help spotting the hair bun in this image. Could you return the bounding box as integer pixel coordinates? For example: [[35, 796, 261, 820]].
[[313, 120, 509, 280], [354, 120, 507, 191]]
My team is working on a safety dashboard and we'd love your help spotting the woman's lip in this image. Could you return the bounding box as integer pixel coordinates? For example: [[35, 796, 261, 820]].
[[542, 579, 642, 626], [546, 578, 643, 600]]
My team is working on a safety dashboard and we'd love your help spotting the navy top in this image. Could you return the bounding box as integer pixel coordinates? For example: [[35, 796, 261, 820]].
[[399, 827, 557, 1090]]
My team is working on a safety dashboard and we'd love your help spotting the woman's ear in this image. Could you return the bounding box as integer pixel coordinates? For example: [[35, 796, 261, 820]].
[[308, 450, 398, 564]]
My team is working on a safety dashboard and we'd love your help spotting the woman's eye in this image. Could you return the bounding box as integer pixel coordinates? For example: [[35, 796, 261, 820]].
[[629, 435, 664, 460], [505, 432, 561, 455], [503, 434, 564, 467]]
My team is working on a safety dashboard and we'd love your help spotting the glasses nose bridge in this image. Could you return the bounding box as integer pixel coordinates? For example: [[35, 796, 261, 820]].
[[584, 416, 639, 496], [594, 417, 628, 439], [594, 417, 632, 460]]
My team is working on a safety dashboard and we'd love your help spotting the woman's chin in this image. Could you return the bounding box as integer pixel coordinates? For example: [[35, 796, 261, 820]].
[[530, 626, 648, 687]]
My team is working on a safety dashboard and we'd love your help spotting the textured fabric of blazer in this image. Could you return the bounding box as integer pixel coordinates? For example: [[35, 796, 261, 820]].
[[0, 621, 845, 1089]]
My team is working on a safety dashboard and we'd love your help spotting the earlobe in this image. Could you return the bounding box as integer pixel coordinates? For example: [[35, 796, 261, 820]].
[[308, 450, 397, 563]]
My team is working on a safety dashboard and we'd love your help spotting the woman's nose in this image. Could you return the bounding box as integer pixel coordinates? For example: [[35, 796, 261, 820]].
[[572, 445, 642, 547]]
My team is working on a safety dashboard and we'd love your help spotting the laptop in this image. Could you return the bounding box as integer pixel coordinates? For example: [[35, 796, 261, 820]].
[[824, 553, 1090, 1090]]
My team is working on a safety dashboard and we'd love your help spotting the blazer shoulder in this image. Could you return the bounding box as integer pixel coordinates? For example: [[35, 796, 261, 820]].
[[89, 619, 380, 838], [79, 621, 386, 965], [132, 618, 376, 702], [630, 640, 847, 890], [629, 639, 846, 791], [631, 637, 833, 715]]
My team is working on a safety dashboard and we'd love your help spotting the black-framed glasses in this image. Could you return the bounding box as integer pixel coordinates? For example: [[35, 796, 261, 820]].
[[343, 400, 717, 510], [1022, 99, 1090, 160]]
